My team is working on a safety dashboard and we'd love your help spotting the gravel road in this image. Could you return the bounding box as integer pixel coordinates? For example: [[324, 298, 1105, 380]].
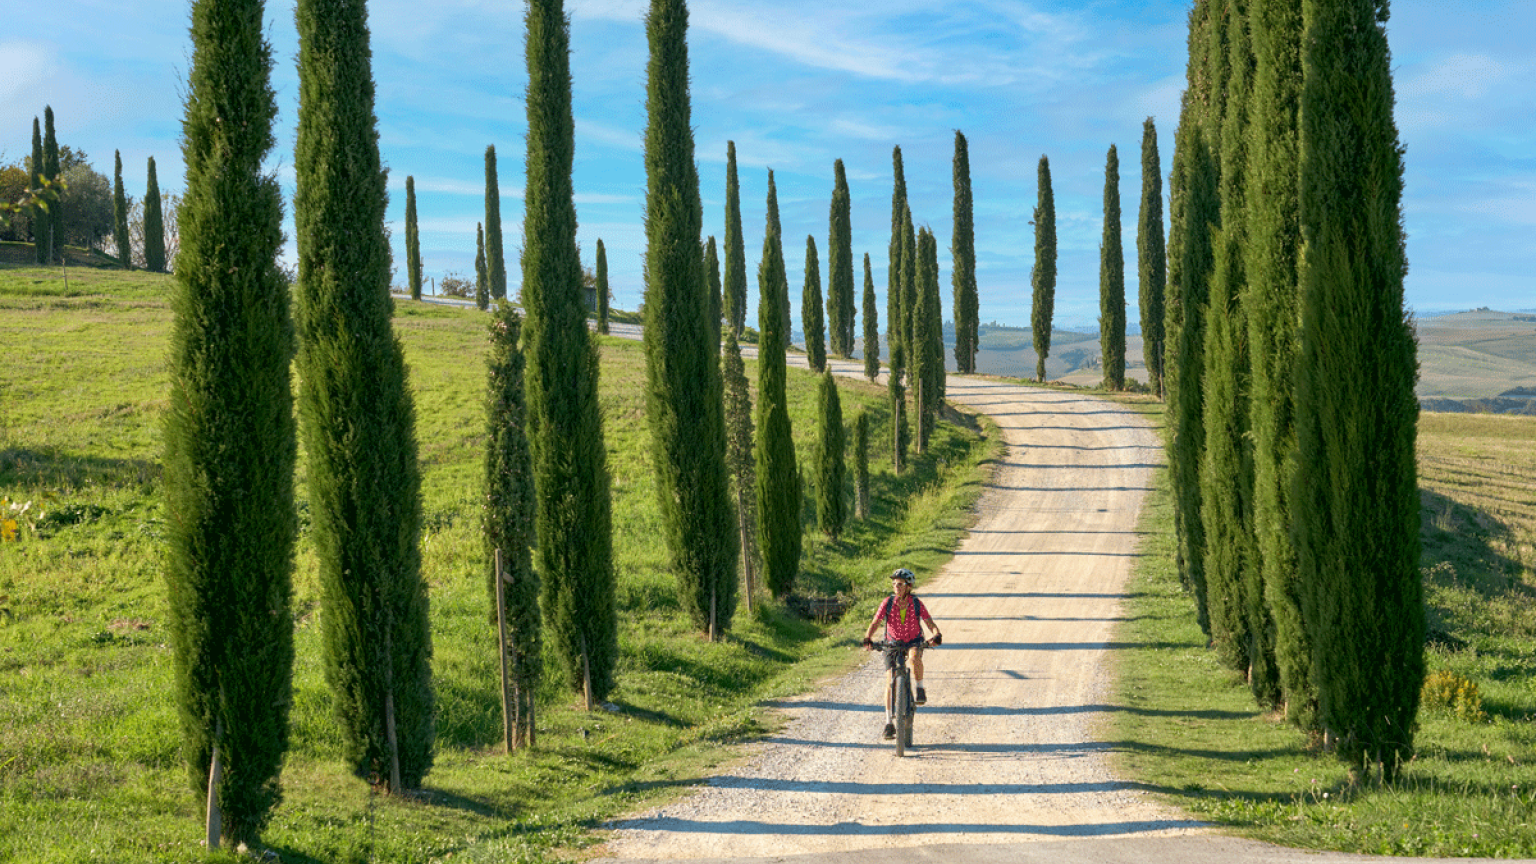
[[598, 362, 1209, 860]]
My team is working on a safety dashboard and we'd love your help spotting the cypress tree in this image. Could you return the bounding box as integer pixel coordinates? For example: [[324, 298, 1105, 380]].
[[145, 156, 166, 273], [42, 106, 60, 263], [828, 159, 855, 358], [1204, 0, 1271, 697], [1164, 0, 1219, 639], [405, 175, 422, 300], [887, 147, 908, 365], [1293, 0, 1421, 782], [485, 144, 507, 300], [721, 331, 758, 611], [30, 118, 44, 263], [900, 205, 920, 396], [113, 150, 131, 268], [523, 0, 616, 706], [294, 0, 433, 791], [755, 171, 801, 599], [162, 0, 295, 844], [925, 219, 946, 401], [705, 235, 722, 356], [1248, 0, 1309, 728], [1138, 118, 1166, 398], [952, 130, 978, 374], [1030, 155, 1056, 382], [853, 409, 870, 520], [642, 0, 737, 640], [1100, 144, 1126, 390], [475, 222, 489, 310], [815, 370, 847, 540], [802, 234, 826, 372], [596, 238, 610, 334], [723, 141, 746, 335], [483, 301, 539, 748], [861, 253, 879, 381], [914, 227, 939, 451]]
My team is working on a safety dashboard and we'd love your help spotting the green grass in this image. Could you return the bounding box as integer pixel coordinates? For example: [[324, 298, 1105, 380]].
[[1108, 401, 1536, 858], [0, 261, 1002, 863]]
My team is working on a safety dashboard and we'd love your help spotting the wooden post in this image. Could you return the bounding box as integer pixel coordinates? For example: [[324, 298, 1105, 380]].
[[495, 548, 514, 752], [205, 718, 223, 850], [580, 632, 594, 711], [709, 589, 718, 642]]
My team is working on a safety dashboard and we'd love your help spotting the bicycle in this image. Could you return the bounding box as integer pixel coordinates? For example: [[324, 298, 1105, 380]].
[[871, 637, 933, 757]]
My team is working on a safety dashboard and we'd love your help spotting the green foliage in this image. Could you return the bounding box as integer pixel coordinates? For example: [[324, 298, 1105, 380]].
[[1100, 144, 1125, 391], [484, 145, 506, 300], [861, 252, 879, 382], [827, 159, 855, 358], [721, 330, 757, 605], [723, 140, 746, 335], [41, 107, 61, 264], [112, 150, 130, 268], [162, 0, 295, 844], [1420, 670, 1488, 724], [482, 301, 539, 745], [641, 0, 737, 639], [951, 130, 978, 374], [1138, 119, 1166, 398], [596, 237, 610, 334], [914, 227, 940, 451], [705, 235, 722, 356], [1292, 0, 1422, 782], [802, 234, 826, 373], [294, 0, 434, 789], [754, 171, 802, 600], [815, 371, 846, 540], [523, 0, 617, 704], [1247, 0, 1310, 728], [143, 157, 165, 273], [1030, 155, 1055, 382], [30, 119, 43, 261], [887, 146, 907, 368], [853, 409, 870, 519], [474, 222, 488, 310], [405, 175, 422, 300]]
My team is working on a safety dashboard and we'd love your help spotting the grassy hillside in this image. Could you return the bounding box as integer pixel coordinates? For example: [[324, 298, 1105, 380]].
[[0, 260, 1001, 863]]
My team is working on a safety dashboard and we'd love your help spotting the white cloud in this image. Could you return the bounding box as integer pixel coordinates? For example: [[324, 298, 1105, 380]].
[[1400, 53, 1511, 100]]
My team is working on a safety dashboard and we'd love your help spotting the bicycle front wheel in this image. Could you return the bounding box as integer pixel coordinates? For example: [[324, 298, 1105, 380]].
[[894, 673, 910, 757]]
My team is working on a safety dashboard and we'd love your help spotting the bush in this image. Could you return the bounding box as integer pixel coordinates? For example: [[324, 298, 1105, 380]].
[[440, 271, 473, 299], [1421, 669, 1488, 723]]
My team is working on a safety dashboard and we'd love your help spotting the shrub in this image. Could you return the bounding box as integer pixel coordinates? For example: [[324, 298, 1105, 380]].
[[1420, 669, 1488, 724], [440, 271, 473, 299]]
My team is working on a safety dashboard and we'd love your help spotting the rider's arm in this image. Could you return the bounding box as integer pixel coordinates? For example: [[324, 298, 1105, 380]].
[[919, 602, 941, 641], [863, 598, 888, 644]]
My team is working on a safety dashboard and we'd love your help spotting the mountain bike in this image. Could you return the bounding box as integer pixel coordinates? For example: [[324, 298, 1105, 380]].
[[872, 637, 932, 757]]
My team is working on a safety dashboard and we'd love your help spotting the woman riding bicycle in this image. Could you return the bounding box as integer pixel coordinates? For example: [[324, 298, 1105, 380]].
[[862, 567, 943, 739]]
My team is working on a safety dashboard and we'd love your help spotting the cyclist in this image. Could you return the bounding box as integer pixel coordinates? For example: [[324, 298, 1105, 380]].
[[862, 567, 943, 739]]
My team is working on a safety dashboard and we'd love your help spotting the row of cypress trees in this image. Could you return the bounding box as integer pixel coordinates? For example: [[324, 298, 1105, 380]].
[[1165, 0, 1421, 782]]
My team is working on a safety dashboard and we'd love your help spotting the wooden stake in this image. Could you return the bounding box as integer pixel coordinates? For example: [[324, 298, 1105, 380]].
[[205, 718, 223, 850], [495, 548, 514, 752]]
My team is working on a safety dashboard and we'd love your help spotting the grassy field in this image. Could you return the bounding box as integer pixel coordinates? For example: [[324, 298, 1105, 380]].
[[1109, 403, 1536, 858], [0, 259, 1002, 864]]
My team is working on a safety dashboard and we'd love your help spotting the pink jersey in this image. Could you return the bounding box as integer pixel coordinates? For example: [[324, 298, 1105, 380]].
[[876, 594, 932, 642]]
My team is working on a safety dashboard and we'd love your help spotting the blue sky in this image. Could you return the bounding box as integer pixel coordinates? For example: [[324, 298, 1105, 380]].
[[4, 1, 1532, 329]]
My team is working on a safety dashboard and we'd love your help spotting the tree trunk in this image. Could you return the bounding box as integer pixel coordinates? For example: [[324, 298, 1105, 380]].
[[495, 548, 515, 752], [580, 632, 594, 711], [384, 627, 402, 793], [709, 589, 718, 642], [205, 718, 223, 851]]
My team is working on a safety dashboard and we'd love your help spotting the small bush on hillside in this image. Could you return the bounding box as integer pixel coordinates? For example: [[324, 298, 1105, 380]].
[[440, 271, 473, 298], [1421, 669, 1488, 723]]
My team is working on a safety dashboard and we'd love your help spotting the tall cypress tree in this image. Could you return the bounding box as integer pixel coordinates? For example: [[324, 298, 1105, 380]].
[[1100, 144, 1126, 390], [1165, 0, 1219, 639], [900, 205, 920, 396], [405, 175, 422, 300], [1031, 155, 1056, 383], [914, 227, 941, 451], [1248, 0, 1309, 728], [523, 0, 616, 706], [295, 0, 433, 791], [888, 147, 908, 366], [815, 370, 847, 540], [42, 106, 61, 263], [483, 301, 539, 748], [723, 141, 746, 335], [861, 252, 879, 381], [113, 150, 131, 268], [475, 222, 489, 310], [828, 159, 855, 358], [145, 156, 166, 273], [1138, 118, 1167, 398], [853, 409, 870, 520], [485, 144, 507, 300], [1293, 0, 1421, 782], [163, 0, 295, 844], [802, 235, 826, 372], [1206, 0, 1272, 698], [705, 235, 722, 357], [755, 171, 801, 599], [642, 0, 737, 640], [721, 331, 758, 610], [30, 118, 44, 263], [952, 130, 978, 374], [596, 238, 610, 334]]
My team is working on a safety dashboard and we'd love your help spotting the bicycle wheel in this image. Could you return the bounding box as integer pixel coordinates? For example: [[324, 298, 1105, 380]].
[[894, 672, 910, 757], [904, 688, 914, 749]]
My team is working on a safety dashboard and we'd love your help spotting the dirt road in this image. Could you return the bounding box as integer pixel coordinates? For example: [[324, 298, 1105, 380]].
[[600, 364, 1207, 859]]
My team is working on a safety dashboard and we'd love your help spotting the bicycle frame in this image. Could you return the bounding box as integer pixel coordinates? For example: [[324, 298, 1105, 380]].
[[873, 638, 927, 756]]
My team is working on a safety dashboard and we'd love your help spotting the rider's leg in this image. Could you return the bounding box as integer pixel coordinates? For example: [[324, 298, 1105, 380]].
[[913, 647, 927, 704], [885, 668, 896, 717]]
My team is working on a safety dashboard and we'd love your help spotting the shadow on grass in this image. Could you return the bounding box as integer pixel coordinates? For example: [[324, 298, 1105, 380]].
[[0, 447, 160, 490]]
